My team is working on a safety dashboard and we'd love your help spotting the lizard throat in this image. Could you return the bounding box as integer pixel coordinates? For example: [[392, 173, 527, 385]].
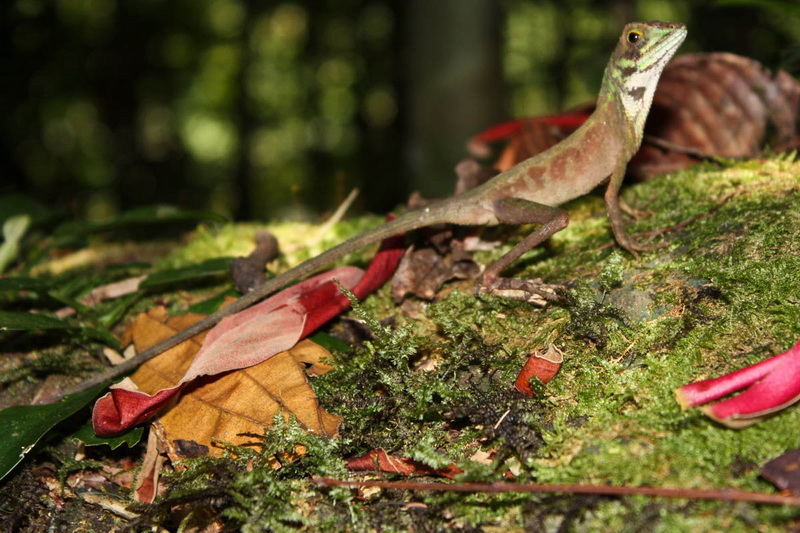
[[606, 27, 686, 144], [619, 69, 661, 140]]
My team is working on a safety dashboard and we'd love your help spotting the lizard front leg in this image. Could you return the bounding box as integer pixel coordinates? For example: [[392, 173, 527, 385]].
[[605, 162, 660, 253], [477, 197, 568, 304]]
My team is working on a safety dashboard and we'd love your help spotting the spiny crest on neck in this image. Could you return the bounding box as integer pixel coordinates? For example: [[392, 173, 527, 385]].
[[600, 21, 687, 144]]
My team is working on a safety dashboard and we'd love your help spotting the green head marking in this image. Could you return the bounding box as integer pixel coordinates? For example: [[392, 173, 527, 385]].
[[601, 21, 687, 143]]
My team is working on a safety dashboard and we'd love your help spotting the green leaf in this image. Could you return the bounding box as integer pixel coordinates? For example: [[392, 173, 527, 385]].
[[0, 277, 50, 292], [0, 310, 73, 331], [309, 331, 351, 353], [0, 381, 110, 482], [98, 292, 141, 328], [72, 423, 144, 450], [53, 205, 227, 238], [140, 257, 233, 289], [79, 326, 122, 351]]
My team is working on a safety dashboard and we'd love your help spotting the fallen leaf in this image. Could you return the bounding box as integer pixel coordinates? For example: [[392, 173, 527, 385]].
[[230, 231, 279, 293], [391, 234, 479, 303], [630, 52, 800, 179], [156, 339, 343, 457], [761, 449, 800, 494], [134, 423, 168, 503], [93, 234, 404, 436]]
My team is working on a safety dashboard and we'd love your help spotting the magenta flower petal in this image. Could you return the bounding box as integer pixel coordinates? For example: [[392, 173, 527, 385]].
[[702, 350, 800, 428], [675, 340, 800, 409], [676, 340, 800, 428]]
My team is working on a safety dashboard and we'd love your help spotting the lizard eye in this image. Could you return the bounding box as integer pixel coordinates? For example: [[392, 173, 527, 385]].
[[627, 30, 643, 43]]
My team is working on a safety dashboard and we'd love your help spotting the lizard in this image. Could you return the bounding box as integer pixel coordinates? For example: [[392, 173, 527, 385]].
[[49, 21, 687, 402]]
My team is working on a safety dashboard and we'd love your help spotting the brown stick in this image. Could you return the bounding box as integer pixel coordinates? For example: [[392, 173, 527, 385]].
[[315, 477, 800, 506]]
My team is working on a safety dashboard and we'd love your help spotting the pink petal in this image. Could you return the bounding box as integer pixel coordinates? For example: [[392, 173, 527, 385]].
[[93, 234, 404, 436], [675, 340, 800, 409], [94, 382, 184, 435], [703, 349, 800, 427]]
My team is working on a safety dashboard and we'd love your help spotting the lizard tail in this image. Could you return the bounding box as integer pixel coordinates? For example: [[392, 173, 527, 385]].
[[47, 208, 444, 400]]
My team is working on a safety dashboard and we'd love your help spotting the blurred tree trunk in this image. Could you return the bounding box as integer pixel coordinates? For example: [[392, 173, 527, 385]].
[[401, 0, 505, 199]]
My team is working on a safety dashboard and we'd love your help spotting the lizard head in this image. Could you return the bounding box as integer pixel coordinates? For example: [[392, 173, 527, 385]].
[[602, 21, 687, 143]]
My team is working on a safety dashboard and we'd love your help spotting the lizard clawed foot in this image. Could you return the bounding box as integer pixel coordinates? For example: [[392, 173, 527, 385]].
[[476, 276, 563, 306], [617, 231, 669, 256]]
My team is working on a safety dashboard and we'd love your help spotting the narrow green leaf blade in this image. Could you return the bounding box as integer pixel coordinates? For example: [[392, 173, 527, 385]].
[[53, 205, 226, 238], [0, 381, 110, 481], [0, 310, 73, 331], [0, 277, 50, 292], [72, 423, 143, 450]]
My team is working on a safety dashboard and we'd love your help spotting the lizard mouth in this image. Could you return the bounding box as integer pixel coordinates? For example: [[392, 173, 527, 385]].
[[640, 25, 688, 72]]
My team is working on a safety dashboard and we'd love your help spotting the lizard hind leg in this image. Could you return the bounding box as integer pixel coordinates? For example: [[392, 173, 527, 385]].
[[478, 197, 569, 305]]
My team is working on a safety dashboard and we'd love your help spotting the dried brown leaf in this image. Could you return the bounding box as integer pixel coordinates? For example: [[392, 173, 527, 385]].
[[124, 307, 341, 458]]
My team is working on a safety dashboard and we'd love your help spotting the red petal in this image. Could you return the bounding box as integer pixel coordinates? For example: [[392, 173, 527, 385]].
[[300, 234, 405, 336], [470, 120, 524, 144], [470, 113, 589, 145], [540, 112, 591, 128]]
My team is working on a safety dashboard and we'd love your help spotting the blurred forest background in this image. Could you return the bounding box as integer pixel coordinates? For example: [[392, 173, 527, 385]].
[[2, 0, 799, 224]]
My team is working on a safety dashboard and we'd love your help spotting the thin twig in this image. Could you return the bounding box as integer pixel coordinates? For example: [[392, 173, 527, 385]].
[[643, 135, 723, 160], [315, 477, 800, 506]]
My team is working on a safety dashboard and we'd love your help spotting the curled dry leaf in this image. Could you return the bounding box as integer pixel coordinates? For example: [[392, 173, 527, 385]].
[[469, 53, 800, 179], [346, 449, 463, 479], [391, 232, 480, 303], [515, 344, 564, 396], [98, 306, 344, 457], [230, 230, 280, 294], [134, 423, 168, 503], [158, 338, 343, 457]]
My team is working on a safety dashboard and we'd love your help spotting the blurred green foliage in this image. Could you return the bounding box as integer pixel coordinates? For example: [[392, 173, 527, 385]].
[[1, 0, 797, 222]]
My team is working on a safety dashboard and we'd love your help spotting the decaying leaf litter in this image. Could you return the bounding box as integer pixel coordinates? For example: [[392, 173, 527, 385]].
[[1, 54, 800, 530]]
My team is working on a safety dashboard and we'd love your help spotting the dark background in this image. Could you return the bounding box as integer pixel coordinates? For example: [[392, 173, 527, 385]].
[[1, 0, 798, 223]]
